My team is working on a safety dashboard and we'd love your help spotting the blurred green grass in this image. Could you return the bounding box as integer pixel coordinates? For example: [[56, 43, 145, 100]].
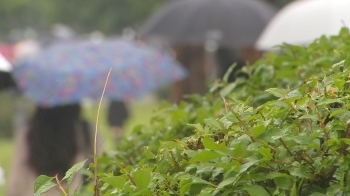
[[0, 97, 160, 195]]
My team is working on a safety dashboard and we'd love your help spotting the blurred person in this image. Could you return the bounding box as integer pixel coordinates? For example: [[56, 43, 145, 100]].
[[214, 47, 246, 82], [214, 46, 263, 82], [107, 100, 130, 138], [7, 104, 99, 196], [171, 44, 208, 103]]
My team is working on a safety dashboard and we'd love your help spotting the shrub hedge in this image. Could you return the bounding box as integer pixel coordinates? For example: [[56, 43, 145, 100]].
[[36, 28, 350, 196]]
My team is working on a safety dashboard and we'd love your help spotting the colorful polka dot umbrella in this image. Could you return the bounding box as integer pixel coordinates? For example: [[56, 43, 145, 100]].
[[13, 39, 187, 107]]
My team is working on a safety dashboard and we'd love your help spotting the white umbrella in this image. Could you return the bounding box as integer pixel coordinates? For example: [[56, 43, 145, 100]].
[[0, 53, 11, 72], [256, 0, 350, 50]]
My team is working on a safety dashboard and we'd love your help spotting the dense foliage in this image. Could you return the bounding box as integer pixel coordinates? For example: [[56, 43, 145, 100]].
[[35, 28, 350, 195]]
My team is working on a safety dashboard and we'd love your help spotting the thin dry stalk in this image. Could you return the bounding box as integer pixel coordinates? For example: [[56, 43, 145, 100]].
[[94, 68, 112, 196], [55, 174, 68, 196]]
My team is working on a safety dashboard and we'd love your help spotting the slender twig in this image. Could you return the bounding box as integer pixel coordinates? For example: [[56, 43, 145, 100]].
[[298, 120, 302, 134], [235, 114, 276, 152], [258, 108, 266, 121], [230, 156, 277, 171], [323, 76, 328, 98], [164, 180, 180, 194], [272, 158, 297, 168], [315, 108, 329, 140], [279, 109, 292, 128], [169, 150, 182, 171], [55, 174, 68, 196], [295, 151, 315, 172], [278, 137, 294, 157], [345, 124, 350, 138], [143, 146, 156, 158], [341, 124, 350, 154], [114, 161, 137, 186], [305, 119, 313, 134], [94, 68, 112, 196], [222, 97, 229, 114], [302, 151, 314, 164]]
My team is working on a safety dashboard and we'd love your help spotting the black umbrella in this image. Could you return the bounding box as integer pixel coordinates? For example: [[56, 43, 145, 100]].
[[138, 0, 277, 48]]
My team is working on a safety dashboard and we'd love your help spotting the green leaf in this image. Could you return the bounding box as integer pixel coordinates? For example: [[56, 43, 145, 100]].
[[333, 78, 346, 89], [265, 88, 288, 98], [202, 137, 227, 153], [220, 82, 237, 97], [131, 189, 154, 196], [216, 177, 237, 189], [326, 184, 342, 195], [101, 176, 126, 190], [159, 140, 185, 150], [62, 159, 87, 185], [308, 193, 326, 196], [287, 89, 302, 98], [223, 63, 237, 82], [239, 160, 259, 174], [189, 184, 204, 196], [258, 148, 272, 160], [231, 142, 247, 157], [34, 175, 56, 196], [330, 109, 344, 118], [308, 99, 316, 110], [192, 177, 214, 186], [332, 60, 345, 70], [132, 169, 151, 190], [187, 123, 204, 133], [274, 177, 293, 190], [204, 118, 224, 130], [252, 125, 265, 137], [255, 172, 290, 181], [298, 114, 318, 121], [244, 185, 270, 196], [268, 101, 289, 108], [317, 98, 343, 106], [190, 150, 223, 163], [288, 167, 313, 179], [180, 178, 193, 196], [296, 97, 309, 108]]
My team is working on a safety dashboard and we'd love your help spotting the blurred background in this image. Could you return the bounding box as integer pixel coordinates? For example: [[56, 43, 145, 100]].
[[0, 0, 293, 194], [0, 0, 293, 137]]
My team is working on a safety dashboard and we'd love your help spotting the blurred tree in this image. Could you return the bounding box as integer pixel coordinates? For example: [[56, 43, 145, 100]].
[[55, 0, 170, 34], [0, 0, 170, 39]]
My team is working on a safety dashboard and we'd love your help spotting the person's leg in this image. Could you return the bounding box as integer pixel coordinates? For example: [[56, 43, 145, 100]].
[[107, 101, 129, 138], [171, 44, 208, 103]]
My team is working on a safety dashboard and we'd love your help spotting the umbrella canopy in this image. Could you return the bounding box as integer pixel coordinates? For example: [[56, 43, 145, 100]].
[[138, 0, 277, 48], [13, 39, 187, 107], [256, 0, 350, 50]]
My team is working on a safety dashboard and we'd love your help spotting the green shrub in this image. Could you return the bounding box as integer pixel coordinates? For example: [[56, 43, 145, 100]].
[[35, 28, 350, 195], [219, 27, 350, 106]]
